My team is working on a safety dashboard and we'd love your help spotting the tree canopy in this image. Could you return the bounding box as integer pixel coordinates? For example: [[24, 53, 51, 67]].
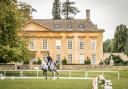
[[103, 39, 113, 53], [113, 24, 128, 52], [62, 0, 79, 19], [104, 24, 128, 54], [0, 0, 35, 63], [52, 0, 61, 19]]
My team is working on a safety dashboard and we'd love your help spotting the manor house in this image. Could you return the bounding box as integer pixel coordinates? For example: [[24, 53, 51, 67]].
[[22, 10, 104, 64]]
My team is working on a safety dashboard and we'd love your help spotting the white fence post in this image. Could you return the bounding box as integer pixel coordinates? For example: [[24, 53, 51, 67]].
[[118, 71, 120, 80], [4, 70, 6, 77], [0, 73, 4, 80], [20, 70, 23, 77], [102, 71, 104, 76], [84, 71, 86, 78], [69, 71, 71, 78], [37, 70, 39, 78], [85, 71, 88, 77]]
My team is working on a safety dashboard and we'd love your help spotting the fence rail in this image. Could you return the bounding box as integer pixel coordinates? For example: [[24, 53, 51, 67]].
[[0, 70, 119, 80]]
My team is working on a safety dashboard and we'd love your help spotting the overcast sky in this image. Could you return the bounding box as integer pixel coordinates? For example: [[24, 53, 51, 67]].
[[20, 0, 128, 41]]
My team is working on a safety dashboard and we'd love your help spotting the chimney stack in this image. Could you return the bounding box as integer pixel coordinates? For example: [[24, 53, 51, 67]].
[[86, 9, 90, 20]]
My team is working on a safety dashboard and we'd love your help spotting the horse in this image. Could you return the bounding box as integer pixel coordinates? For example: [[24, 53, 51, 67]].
[[39, 60, 59, 80]]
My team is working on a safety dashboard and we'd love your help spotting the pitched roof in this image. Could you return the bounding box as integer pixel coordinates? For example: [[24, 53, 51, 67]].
[[31, 19, 104, 32]]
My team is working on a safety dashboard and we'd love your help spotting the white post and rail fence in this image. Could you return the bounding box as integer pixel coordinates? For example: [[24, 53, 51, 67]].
[[0, 70, 119, 80]]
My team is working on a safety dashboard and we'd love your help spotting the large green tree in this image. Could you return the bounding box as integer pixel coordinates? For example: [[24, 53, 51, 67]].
[[0, 0, 35, 63], [52, 0, 61, 19], [103, 39, 113, 53], [124, 40, 128, 56], [62, 0, 79, 19], [113, 24, 128, 52]]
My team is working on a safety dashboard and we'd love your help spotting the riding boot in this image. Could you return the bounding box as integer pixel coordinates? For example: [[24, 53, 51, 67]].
[[48, 66, 51, 71]]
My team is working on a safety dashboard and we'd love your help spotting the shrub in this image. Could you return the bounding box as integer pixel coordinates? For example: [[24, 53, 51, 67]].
[[37, 58, 42, 65], [112, 55, 124, 65], [32, 59, 37, 64], [104, 54, 125, 65], [99, 60, 103, 65], [33, 61, 37, 64], [104, 58, 110, 65], [84, 57, 91, 65], [23, 60, 29, 64], [123, 61, 128, 65], [62, 58, 67, 65]]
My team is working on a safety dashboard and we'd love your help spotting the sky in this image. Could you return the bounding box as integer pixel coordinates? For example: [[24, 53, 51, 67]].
[[20, 0, 128, 41]]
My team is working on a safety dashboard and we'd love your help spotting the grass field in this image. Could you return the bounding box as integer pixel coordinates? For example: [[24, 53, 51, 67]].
[[0, 79, 92, 89], [0, 68, 128, 89]]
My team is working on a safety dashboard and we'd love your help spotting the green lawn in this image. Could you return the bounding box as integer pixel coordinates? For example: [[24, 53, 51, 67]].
[[99, 68, 128, 89], [0, 68, 128, 89], [0, 79, 92, 89]]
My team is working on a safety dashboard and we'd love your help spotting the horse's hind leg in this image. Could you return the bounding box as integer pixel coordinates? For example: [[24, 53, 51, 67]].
[[42, 70, 47, 80], [45, 70, 47, 80], [55, 70, 59, 79]]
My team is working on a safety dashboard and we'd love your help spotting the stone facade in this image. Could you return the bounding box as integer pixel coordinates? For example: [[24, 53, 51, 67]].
[[21, 10, 104, 64], [0, 64, 15, 70]]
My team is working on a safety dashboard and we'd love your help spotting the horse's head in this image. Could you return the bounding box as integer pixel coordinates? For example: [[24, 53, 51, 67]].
[[39, 60, 48, 70], [39, 65, 43, 70], [54, 60, 60, 67]]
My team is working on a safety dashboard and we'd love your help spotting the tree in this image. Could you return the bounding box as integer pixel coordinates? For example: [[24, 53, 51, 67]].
[[0, 0, 34, 63], [124, 40, 128, 56], [113, 24, 128, 52], [103, 39, 113, 52], [52, 0, 61, 19], [62, 0, 79, 19]]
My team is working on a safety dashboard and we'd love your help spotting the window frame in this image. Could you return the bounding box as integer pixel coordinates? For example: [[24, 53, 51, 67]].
[[67, 24, 72, 30], [91, 40, 96, 50], [56, 40, 61, 50], [29, 38, 35, 51], [79, 24, 85, 29], [79, 40, 85, 49], [67, 39, 73, 49], [91, 54, 96, 64], [56, 54, 61, 63], [54, 24, 60, 30], [43, 54, 47, 62], [68, 54, 72, 64], [42, 39, 48, 50]]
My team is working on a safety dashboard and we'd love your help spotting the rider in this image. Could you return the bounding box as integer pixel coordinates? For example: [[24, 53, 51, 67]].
[[47, 54, 53, 70]]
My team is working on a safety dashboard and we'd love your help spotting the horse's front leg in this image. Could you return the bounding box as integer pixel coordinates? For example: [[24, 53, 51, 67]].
[[51, 71, 54, 78], [43, 70, 45, 75], [43, 70, 47, 80]]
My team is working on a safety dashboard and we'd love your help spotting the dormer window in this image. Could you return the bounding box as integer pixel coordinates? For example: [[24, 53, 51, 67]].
[[67, 24, 72, 30], [55, 24, 60, 30], [79, 24, 85, 29]]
